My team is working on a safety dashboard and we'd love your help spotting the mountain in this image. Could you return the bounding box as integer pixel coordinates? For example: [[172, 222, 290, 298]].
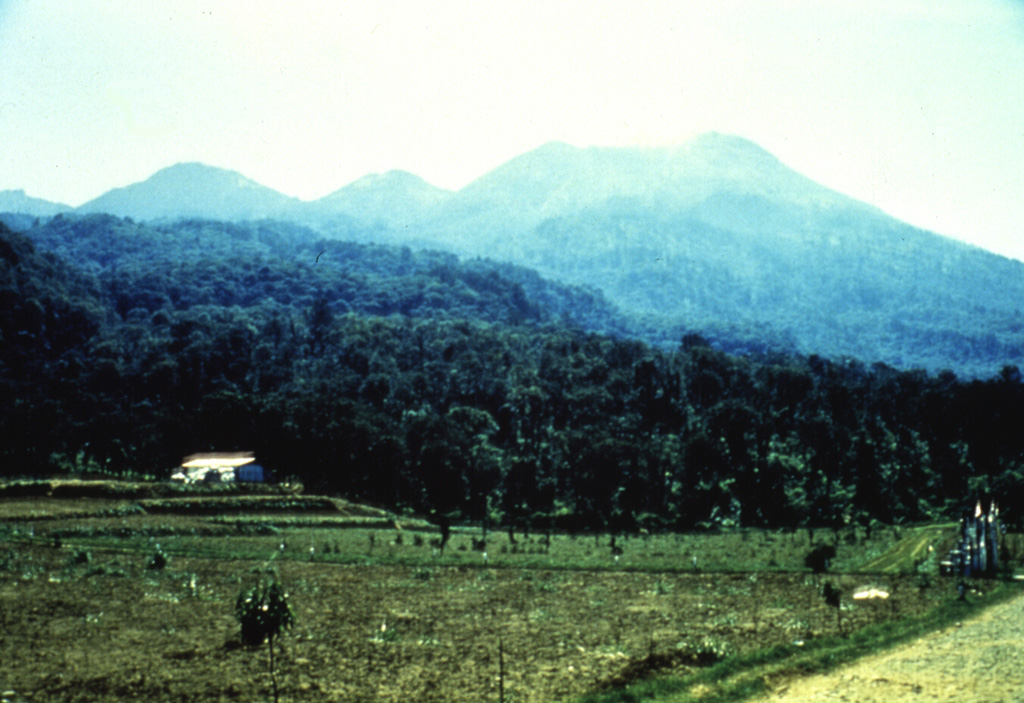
[[22, 134, 1024, 376], [410, 133, 1024, 375], [310, 170, 453, 227], [424, 133, 880, 255], [0, 189, 72, 217], [76, 162, 301, 221]]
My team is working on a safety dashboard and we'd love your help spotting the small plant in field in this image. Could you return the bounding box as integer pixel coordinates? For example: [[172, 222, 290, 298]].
[[676, 637, 732, 665], [822, 581, 843, 634], [85, 559, 127, 578], [373, 619, 400, 643], [148, 546, 169, 570], [711, 612, 739, 628], [784, 617, 812, 637], [235, 574, 294, 703], [0, 549, 18, 572], [748, 574, 761, 633]]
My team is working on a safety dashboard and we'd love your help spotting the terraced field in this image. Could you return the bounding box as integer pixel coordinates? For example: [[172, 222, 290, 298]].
[[0, 484, 1015, 703]]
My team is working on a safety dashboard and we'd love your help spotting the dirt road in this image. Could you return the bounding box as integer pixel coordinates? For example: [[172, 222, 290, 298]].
[[756, 590, 1024, 702]]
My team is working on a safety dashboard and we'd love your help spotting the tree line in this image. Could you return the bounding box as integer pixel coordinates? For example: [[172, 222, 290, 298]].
[[2, 217, 1022, 530]]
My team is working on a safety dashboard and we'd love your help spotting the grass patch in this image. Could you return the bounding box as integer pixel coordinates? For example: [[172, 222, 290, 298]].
[[857, 524, 954, 573], [0, 517, 986, 577], [573, 579, 1021, 703]]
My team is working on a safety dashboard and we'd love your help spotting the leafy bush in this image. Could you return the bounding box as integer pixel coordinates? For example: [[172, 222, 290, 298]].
[[147, 546, 169, 570], [804, 544, 837, 573], [822, 581, 841, 608], [822, 581, 843, 634], [235, 574, 295, 703], [235, 576, 294, 647], [0, 549, 18, 572]]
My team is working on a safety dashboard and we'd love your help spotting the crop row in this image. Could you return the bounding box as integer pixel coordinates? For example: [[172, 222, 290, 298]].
[[0, 479, 302, 500], [138, 497, 338, 514]]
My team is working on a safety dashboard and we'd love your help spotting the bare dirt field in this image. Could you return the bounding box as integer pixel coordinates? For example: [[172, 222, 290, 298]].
[[2, 488, 996, 703], [1, 540, 946, 703]]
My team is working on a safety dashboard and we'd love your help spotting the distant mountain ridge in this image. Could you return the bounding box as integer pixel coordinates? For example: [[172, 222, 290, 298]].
[[451, 134, 865, 222], [76, 162, 302, 221], [310, 170, 453, 228], [402, 134, 1024, 376], [0, 189, 72, 217], [419, 134, 884, 258], [5, 133, 1023, 376]]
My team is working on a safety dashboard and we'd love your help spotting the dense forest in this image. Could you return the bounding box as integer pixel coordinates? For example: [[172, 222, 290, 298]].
[[2, 216, 1023, 530]]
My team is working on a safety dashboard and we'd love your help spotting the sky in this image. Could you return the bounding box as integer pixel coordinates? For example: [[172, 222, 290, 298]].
[[1, 0, 1023, 260]]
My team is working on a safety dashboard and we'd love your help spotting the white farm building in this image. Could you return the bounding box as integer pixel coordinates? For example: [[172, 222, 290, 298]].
[[171, 452, 265, 483]]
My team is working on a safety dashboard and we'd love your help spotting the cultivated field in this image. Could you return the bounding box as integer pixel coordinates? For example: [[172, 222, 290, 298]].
[[0, 483, 1017, 703]]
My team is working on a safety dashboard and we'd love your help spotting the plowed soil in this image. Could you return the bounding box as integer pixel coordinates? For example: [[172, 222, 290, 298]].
[[0, 541, 947, 703]]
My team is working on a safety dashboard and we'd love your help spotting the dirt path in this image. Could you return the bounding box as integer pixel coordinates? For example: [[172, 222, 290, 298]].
[[756, 590, 1024, 702]]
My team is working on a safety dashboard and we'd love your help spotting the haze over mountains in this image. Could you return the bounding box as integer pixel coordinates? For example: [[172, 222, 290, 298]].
[[3, 133, 1022, 377]]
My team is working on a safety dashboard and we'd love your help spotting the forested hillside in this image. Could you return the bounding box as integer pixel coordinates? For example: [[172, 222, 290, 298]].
[[2, 217, 1023, 530], [7, 135, 1024, 377], [24, 214, 629, 335]]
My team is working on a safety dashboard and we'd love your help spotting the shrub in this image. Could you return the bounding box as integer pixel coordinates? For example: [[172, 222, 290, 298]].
[[147, 547, 169, 570], [822, 581, 843, 634], [235, 576, 294, 647], [0, 549, 18, 572], [235, 575, 295, 703], [804, 544, 837, 573]]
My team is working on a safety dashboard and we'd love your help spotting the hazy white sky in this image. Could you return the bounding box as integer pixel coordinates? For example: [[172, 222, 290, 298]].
[[1, 1, 1023, 259]]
